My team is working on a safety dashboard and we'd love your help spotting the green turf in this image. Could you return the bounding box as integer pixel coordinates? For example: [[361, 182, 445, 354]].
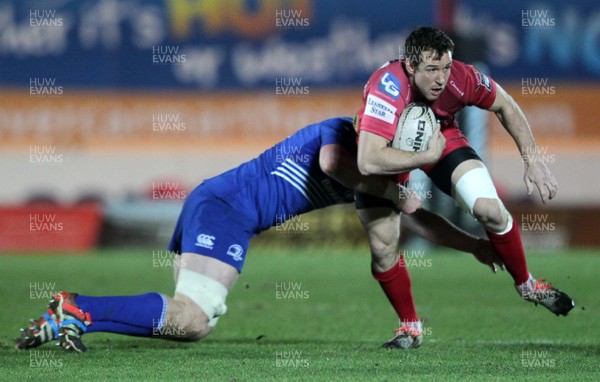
[[0, 247, 598, 381]]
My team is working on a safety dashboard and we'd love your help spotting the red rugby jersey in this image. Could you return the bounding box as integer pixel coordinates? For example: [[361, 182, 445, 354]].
[[356, 59, 497, 141]]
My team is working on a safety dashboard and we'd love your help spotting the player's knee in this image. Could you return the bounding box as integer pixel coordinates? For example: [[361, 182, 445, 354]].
[[181, 310, 213, 341], [172, 269, 229, 341], [473, 197, 507, 231], [181, 305, 210, 341], [167, 297, 219, 341]]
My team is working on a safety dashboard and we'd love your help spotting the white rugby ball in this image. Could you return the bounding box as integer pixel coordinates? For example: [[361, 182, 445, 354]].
[[392, 103, 436, 152]]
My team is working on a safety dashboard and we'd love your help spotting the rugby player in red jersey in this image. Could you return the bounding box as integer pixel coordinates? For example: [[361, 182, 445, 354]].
[[355, 26, 574, 349]]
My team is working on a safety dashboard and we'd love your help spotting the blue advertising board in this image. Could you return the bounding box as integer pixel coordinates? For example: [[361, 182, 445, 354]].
[[0, 0, 433, 89], [0, 0, 597, 89]]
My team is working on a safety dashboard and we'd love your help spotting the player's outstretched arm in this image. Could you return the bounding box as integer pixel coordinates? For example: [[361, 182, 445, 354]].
[[489, 84, 558, 204], [401, 208, 505, 273], [356, 124, 445, 176]]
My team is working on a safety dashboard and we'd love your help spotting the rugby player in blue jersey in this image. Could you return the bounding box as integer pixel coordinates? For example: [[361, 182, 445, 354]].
[[16, 117, 502, 352]]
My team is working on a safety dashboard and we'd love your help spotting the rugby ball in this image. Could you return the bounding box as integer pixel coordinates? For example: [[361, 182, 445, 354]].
[[391, 103, 436, 152]]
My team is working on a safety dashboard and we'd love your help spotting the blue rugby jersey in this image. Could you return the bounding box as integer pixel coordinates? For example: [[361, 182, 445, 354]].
[[202, 117, 357, 232]]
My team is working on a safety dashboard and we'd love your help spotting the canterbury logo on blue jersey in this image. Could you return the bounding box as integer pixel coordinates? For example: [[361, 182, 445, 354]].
[[271, 158, 332, 208], [378, 72, 401, 100]]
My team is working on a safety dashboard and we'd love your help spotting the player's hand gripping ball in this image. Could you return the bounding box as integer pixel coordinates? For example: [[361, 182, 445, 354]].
[[392, 103, 436, 152]]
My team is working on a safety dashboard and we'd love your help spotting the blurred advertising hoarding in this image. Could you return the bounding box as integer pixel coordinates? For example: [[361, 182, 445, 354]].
[[0, 0, 599, 89]]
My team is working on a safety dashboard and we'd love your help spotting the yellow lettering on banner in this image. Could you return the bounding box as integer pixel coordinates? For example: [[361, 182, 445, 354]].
[[229, 0, 277, 38], [168, 0, 313, 39], [168, 0, 224, 38]]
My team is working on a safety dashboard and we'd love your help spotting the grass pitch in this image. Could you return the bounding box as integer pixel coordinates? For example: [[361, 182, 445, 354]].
[[0, 247, 598, 381]]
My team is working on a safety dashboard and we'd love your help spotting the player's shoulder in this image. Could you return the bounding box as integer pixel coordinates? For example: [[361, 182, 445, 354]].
[[365, 60, 409, 106], [450, 59, 493, 91]]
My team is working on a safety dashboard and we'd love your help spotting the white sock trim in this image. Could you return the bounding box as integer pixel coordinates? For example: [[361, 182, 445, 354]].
[[155, 294, 168, 330]]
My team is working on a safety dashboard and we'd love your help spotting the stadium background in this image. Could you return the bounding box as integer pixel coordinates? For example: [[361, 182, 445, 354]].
[[0, 0, 599, 251]]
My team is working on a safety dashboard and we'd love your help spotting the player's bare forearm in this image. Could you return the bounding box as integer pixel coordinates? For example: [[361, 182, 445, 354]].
[[489, 84, 537, 159], [489, 84, 558, 202], [357, 130, 437, 176]]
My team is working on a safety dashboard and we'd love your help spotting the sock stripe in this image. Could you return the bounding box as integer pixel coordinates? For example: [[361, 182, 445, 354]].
[[155, 294, 168, 330]]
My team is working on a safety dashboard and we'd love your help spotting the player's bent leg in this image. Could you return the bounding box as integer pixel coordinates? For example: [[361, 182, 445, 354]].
[[451, 160, 575, 316], [452, 161, 531, 283], [165, 253, 238, 341], [355, 193, 422, 348]]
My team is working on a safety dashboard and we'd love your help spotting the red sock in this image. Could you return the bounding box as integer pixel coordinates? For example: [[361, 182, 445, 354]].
[[372, 254, 419, 323], [486, 218, 529, 285]]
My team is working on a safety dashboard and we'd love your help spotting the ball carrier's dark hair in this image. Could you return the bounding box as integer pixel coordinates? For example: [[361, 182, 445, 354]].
[[403, 27, 455, 66]]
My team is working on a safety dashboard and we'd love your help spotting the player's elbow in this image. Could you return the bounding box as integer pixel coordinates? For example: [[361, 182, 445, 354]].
[[357, 162, 375, 176], [319, 144, 343, 178], [357, 155, 381, 176], [319, 154, 339, 178]]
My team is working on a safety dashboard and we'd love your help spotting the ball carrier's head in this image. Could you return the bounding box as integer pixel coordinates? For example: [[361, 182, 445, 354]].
[[403, 27, 455, 102]]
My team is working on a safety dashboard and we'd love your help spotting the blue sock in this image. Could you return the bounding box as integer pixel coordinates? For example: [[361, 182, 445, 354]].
[[75, 293, 167, 336], [85, 321, 154, 336]]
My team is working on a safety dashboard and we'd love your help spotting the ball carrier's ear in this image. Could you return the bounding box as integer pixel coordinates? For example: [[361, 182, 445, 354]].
[[392, 103, 436, 152], [405, 56, 417, 76]]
